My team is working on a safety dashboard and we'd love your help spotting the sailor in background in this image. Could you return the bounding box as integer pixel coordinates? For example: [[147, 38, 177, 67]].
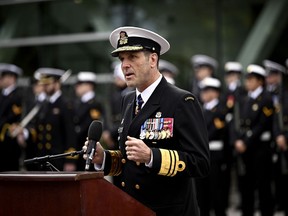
[[222, 61, 247, 209], [264, 59, 288, 215], [0, 63, 23, 171], [196, 77, 228, 216], [73, 71, 104, 170], [231, 64, 274, 216], [158, 59, 179, 85], [190, 54, 218, 100], [23, 68, 78, 171]]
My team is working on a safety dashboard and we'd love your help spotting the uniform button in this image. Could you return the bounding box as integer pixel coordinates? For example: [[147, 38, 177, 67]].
[[46, 134, 52, 141], [135, 184, 140, 190], [121, 159, 126, 164], [75, 126, 81, 133], [37, 143, 43, 150], [38, 134, 43, 140], [38, 125, 44, 131], [136, 162, 140, 166], [46, 124, 52, 131], [246, 130, 253, 137], [46, 143, 52, 150], [121, 182, 125, 187]]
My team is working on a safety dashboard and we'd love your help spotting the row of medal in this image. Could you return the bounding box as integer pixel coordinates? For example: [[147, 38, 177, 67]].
[[139, 118, 174, 140]]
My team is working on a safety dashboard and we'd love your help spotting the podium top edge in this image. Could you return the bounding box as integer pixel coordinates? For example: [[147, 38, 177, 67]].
[[0, 171, 104, 181]]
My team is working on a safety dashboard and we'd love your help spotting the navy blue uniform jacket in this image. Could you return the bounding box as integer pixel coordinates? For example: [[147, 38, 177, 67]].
[[103, 77, 210, 216]]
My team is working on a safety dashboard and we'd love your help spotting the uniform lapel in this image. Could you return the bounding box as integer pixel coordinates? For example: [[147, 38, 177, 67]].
[[121, 94, 135, 142]]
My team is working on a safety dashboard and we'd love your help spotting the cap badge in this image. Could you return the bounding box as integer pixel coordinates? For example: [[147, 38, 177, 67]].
[[119, 31, 128, 45]]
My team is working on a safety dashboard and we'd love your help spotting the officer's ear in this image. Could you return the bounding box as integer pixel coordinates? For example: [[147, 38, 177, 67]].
[[150, 53, 159, 69]]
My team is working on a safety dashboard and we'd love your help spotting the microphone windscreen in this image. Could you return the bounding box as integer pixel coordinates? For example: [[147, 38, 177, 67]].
[[88, 120, 103, 141]]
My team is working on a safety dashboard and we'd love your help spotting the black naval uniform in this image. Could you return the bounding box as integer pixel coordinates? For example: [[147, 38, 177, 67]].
[[231, 88, 274, 216], [0, 87, 23, 171], [26, 93, 77, 171], [196, 100, 227, 216], [73, 96, 103, 171], [101, 78, 210, 216], [222, 84, 247, 207], [273, 89, 288, 215]]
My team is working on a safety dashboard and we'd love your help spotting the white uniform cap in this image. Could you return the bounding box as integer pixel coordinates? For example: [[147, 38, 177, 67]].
[[191, 54, 218, 71], [224, 62, 243, 73], [246, 64, 266, 78], [112, 62, 125, 81], [35, 67, 65, 84], [263, 60, 286, 74], [199, 77, 221, 90], [110, 26, 170, 57], [35, 68, 65, 79], [77, 72, 97, 84], [0, 63, 23, 76], [158, 59, 179, 76]]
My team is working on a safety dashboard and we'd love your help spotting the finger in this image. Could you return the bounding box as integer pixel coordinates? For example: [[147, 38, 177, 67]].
[[127, 136, 137, 140], [82, 145, 87, 153], [125, 137, 138, 147]]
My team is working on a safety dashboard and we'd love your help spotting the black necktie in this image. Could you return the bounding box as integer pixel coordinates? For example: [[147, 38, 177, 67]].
[[135, 94, 144, 115]]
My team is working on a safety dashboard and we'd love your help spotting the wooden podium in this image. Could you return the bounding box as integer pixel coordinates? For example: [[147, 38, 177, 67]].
[[0, 172, 155, 216]]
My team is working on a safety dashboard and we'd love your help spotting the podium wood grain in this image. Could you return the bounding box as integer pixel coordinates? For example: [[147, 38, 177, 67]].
[[0, 172, 155, 216]]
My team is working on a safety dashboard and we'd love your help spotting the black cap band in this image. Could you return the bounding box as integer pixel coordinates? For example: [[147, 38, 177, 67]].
[[114, 36, 161, 55]]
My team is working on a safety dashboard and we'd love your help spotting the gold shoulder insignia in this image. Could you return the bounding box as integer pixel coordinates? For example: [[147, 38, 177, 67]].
[[12, 104, 22, 115], [263, 107, 273, 117], [214, 118, 225, 129], [65, 147, 78, 159], [90, 109, 101, 119]]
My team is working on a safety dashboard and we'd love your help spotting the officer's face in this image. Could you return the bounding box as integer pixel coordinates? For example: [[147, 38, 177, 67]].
[[195, 66, 212, 81], [43, 81, 57, 96], [200, 89, 219, 103], [225, 73, 240, 85], [245, 76, 263, 91], [119, 51, 159, 92], [0, 74, 17, 88], [75, 83, 93, 97], [266, 73, 281, 85]]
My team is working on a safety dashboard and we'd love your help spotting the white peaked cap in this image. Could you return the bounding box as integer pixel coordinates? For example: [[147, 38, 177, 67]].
[[77, 71, 97, 84], [110, 26, 170, 57], [246, 64, 266, 77], [199, 77, 221, 89], [225, 61, 243, 73]]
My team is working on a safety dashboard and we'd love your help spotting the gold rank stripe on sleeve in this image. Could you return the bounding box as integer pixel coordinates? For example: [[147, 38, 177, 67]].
[[12, 104, 22, 115], [158, 149, 186, 177], [108, 150, 123, 176]]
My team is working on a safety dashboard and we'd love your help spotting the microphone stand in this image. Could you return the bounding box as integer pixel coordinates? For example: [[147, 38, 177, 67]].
[[24, 150, 84, 172]]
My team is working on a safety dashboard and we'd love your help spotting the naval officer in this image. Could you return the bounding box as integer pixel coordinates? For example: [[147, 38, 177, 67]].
[[84, 26, 210, 216]]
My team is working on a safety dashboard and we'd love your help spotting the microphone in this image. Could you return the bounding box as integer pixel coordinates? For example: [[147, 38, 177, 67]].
[[85, 120, 103, 171]]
